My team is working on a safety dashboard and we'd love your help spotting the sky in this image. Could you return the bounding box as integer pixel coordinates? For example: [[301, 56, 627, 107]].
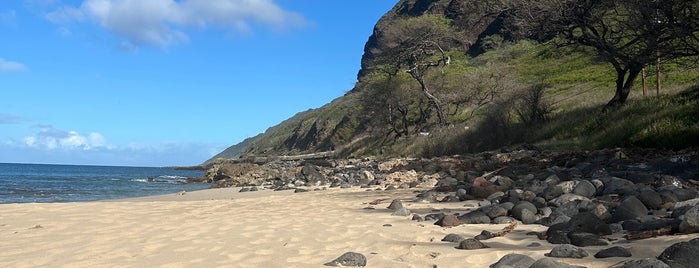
[[0, 0, 397, 167]]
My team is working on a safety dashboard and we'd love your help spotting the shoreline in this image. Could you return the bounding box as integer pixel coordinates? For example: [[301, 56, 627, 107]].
[[2, 186, 696, 267]]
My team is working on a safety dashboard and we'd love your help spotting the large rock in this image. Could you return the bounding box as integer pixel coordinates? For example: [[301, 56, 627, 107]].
[[601, 177, 636, 195], [545, 244, 589, 259], [658, 238, 699, 268], [546, 212, 611, 244], [612, 196, 649, 222], [470, 177, 501, 199], [568, 232, 608, 247], [619, 258, 670, 268], [387, 199, 404, 210], [594, 246, 632, 258], [435, 214, 462, 227], [458, 210, 491, 224], [637, 189, 664, 210], [530, 258, 586, 268], [512, 201, 539, 224], [571, 180, 597, 198], [441, 233, 466, 243], [456, 238, 489, 250], [300, 164, 326, 185], [678, 205, 699, 233], [490, 253, 536, 268], [324, 252, 367, 267]]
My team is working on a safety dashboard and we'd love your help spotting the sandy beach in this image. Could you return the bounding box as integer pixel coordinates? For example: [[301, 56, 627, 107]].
[[1, 187, 696, 268]]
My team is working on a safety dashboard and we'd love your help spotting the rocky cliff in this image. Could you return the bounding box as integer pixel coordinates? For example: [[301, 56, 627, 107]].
[[208, 0, 519, 162]]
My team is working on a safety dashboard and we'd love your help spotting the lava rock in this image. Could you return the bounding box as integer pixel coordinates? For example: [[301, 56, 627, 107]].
[[456, 238, 490, 250], [435, 214, 462, 227], [545, 244, 589, 258], [511, 201, 538, 223], [613, 196, 649, 222], [490, 253, 536, 268], [411, 214, 424, 222], [387, 199, 404, 210], [657, 238, 699, 268], [483, 205, 509, 219], [594, 246, 632, 258], [572, 180, 597, 198], [568, 232, 608, 247], [324, 252, 367, 267], [678, 205, 699, 233], [471, 177, 501, 199], [458, 210, 491, 224], [530, 258, 586, 268], [441, 233, 466, 243], [391, 207, 411, 216], [637, 189, 664, 210], [619, 258, 670, 268]]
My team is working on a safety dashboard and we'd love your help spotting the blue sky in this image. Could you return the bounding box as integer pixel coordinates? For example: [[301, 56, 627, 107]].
[[0, 0, 396, 167]]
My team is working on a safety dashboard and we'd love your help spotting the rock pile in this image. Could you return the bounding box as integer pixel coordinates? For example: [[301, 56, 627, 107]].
[[199, 146, 699, 267]]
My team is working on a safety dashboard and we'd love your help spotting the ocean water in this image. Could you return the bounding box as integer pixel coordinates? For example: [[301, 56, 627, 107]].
[[0, 163, 209, 204]]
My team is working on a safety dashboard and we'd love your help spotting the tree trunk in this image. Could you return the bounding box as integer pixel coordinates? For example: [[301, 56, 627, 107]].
[[605, 66, 642, 108], [416, 77, 448, 126]]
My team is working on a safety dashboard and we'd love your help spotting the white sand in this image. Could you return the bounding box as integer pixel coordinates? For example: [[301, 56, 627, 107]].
[[0, 187, 696, 267]]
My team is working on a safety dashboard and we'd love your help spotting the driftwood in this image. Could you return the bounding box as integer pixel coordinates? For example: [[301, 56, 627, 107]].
[[234, 151, 336, 164], [476, 221, 519, 240], [624, 226, 674, 240], [364, 198, 391, 205], [491, 221, 518, 237]]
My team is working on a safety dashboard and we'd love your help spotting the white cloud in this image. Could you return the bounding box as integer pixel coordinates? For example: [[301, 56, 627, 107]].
[[47, 0, 306, 48], [22, 125, 112, 151], [0, 58, 27, 72]]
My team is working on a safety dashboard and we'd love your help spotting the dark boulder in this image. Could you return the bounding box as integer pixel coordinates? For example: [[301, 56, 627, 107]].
[[530, 258, 586, 268], [511, 201, 538, 222], [545, 244, 589, 258], [571, 180, 596, 198], [490, 253, 536, 268], [594, 246, 632, 258], [470, 177, 501, 199], [441, 233, 466, 243], [483, 205, 509, 219], [458, 210, 491, 224], [300, 164, 326, 185], [387, 199, 403, 210], [679, 205, 699, 233], [456, 238, 489, 250], [619, 258, 670, 268], [612, 196, 649, 222], [658, 238, 699, 268], [434, 214, 462, 227], [637, 189, 664, 210], [568, 232, 608, 247]]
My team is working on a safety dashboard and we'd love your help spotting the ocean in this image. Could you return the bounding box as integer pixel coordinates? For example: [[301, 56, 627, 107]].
[[0, 163, 209, 204]]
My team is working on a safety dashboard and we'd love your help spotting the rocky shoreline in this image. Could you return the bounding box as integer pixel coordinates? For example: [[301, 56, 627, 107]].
[[195, 146, 699, 267]]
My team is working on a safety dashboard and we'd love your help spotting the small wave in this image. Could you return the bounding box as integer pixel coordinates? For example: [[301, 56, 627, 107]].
[[158, 175, 187, 180], [131, 178, 149, 183]]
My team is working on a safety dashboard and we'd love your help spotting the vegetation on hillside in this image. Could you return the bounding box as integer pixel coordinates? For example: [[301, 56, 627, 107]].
[[207, 0, 699, 163]]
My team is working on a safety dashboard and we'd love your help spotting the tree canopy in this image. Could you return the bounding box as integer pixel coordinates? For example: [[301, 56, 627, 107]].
[[516, 0, 699, 106]]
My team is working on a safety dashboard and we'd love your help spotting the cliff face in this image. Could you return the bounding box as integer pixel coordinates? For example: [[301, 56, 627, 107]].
[[358, 0, 514, 78], [207, 0, 518, 163]]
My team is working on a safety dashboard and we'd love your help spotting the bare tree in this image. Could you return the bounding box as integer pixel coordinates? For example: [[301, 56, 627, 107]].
[[378, 14, 457, 126]]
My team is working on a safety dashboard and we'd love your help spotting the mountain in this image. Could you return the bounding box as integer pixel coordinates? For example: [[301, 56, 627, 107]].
[[206, 0, 699, 164]]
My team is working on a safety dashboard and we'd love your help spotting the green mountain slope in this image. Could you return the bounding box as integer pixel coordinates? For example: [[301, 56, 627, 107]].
[[206, 0, 699, 163]]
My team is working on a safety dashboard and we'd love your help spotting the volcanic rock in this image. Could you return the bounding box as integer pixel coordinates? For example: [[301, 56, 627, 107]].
[[324, 252, 367, 267]]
